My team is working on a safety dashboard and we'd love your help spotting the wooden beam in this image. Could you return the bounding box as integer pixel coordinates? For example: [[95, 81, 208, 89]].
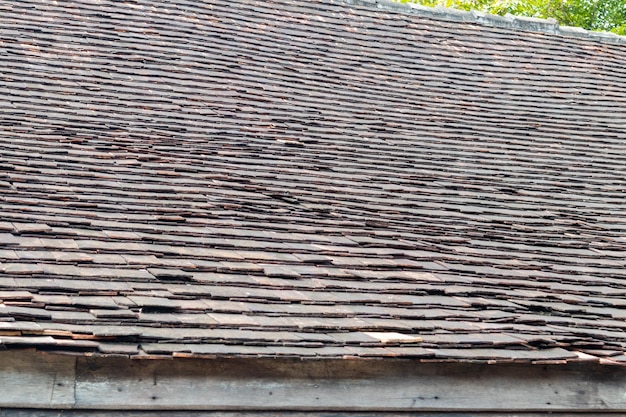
[[72, 356, 626, 411], [1, 412, 626, 417], [0, 350, 75, 408], [1, 351, 626, 412]]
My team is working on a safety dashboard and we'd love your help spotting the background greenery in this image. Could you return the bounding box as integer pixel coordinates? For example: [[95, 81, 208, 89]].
[[396, 0, 626, 35]]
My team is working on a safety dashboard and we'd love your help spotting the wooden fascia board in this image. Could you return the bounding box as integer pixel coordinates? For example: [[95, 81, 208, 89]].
[[2, 413, 626, 417], [1, 350, 625, 411]]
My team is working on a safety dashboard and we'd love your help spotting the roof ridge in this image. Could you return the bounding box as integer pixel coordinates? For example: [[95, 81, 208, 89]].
[[342, 0, 626, 45]]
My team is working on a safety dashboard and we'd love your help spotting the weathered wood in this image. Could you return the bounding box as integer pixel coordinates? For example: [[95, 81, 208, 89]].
[[2, 411, 626, 417], [1, 351, 626, 412], [73, 357, 626, 411], [0, 351, 75, 408]]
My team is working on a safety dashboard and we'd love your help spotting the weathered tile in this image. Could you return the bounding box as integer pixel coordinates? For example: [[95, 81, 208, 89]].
[[2, 264, 45, 275], [13, 223, 52, 234], [0, 0, 624, 363], [69, 297, 120, 309], [0, 291, 33, 301], [98, 343, 140, 354], [90, 309, 138, 319]]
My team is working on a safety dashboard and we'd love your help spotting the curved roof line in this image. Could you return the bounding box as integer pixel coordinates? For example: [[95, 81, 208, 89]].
[[342, 0, 626, 45]]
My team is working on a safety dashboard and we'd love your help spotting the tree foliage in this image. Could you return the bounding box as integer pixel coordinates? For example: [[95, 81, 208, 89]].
[[397, 0, 626, 35]]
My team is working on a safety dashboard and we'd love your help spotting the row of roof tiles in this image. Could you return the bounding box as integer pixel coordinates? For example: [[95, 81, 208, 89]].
[[0, 0, 626, 363]]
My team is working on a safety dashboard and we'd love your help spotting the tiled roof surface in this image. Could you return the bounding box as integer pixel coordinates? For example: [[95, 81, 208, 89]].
[[1, 0, 626, 363]]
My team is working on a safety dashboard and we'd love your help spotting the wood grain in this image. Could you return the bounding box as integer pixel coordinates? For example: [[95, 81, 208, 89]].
[[73, 356, 626, 411], [0, 350, 75, 408], [2, 411, 626, 417], [1, 351, 625, 412]]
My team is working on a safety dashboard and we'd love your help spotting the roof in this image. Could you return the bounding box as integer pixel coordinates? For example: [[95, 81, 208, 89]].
[[1, 0, 626, 365]]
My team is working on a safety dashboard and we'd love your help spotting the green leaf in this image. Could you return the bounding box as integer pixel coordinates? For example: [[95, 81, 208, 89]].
[[398, 0, 626, 34]]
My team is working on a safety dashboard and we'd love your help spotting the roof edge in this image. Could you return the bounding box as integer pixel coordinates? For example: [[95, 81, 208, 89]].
[[342, 0, 626, 45]]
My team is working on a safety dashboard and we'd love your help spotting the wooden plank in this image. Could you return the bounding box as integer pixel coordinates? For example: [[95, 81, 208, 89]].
[[0, 350, 75, 407], [72, 357, 626, 412], [0, 351, 624, 412], [2, 411, 626, 417]]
